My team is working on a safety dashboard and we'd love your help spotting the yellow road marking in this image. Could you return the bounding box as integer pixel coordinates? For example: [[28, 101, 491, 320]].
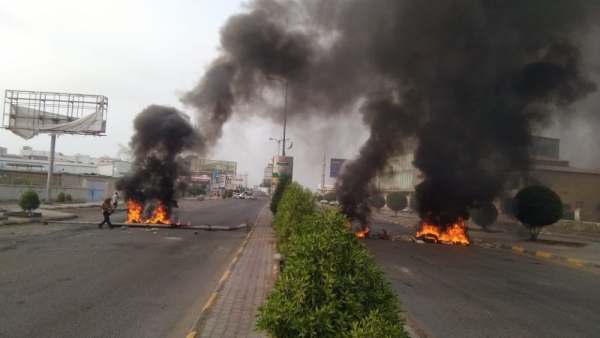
[[511, 247, 524, 253], [202, 292, 218, 311], [566, 258, 584, 267], [535, 252, 552, 259], [220, 270, 231, 283], [186, 331, 197, 338]]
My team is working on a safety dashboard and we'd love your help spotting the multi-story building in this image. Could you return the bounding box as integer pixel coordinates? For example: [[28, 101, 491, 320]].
[[263, 163, 273, 185], [181, 155, 237, 176]]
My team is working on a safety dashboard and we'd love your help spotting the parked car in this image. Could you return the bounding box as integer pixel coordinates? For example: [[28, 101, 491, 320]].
[[320, 200, 328, 204], [329, 201, 339, 206], [401, 207, 413, 213], [248, 195, 257, 200]]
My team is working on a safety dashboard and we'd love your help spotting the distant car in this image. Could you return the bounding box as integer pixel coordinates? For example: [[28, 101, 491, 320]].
[[248, 195, 257, 200], [329, 201, 339, 206], [320, 200, 328, 204], [401, 207, 413, 213]]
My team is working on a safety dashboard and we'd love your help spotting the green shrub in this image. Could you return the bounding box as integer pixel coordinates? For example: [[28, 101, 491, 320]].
[[66, 194, 73, 202], [272, 182, 318, 254], [471, 203, 498, 230], [226, 190, 234, 198], [19, 190, 40, 215], [270, 175, 291, 215], [57, 192, 67, 203], [370, 195, 385, 213], [188, 185, 206, 196], [257, 209, 405, 338], [349, 309, 408, 338], [513, 185, 563, 241], [386, 192, 407, 216]]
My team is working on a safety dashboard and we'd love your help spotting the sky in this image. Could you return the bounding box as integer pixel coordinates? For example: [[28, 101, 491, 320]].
[[0, 0, 368, 189]]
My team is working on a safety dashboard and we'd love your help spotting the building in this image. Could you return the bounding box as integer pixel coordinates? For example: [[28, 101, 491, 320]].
[[97, 161, 133, 178], [263, 163, 273, 185], [373, 138, 421, 204], [510, 136, 600, 222], [180, 155, 237, 176]]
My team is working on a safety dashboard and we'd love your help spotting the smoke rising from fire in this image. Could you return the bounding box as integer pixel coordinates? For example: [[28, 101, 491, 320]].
[[180, 0, 598, 226], [116, 105, 202, 217]]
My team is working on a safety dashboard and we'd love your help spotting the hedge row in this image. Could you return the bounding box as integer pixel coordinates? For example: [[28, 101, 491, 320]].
[[256, 182, 408, 338]]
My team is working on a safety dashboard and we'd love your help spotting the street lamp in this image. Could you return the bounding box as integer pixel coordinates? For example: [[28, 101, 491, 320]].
[[267, 76, 289, 156], [269, 137, 290, 156]]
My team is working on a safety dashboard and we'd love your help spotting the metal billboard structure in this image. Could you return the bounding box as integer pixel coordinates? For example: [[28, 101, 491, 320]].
[[2, 90, 108, 202]]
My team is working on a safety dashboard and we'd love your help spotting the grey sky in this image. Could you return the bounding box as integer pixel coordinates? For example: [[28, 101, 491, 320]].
[[0, 0, 368, 188]]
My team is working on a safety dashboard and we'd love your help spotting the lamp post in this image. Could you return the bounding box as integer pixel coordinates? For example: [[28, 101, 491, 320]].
[[267, 76, 289, 156], [269, 137, 290, 156]]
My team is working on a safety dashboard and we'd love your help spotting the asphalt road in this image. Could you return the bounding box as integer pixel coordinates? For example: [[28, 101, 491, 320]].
[[0, 198, 267, 338], [366, 221, 600, 338]]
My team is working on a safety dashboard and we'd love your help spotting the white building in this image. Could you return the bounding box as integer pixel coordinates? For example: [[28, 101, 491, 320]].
[[97, 161, 133, 178]]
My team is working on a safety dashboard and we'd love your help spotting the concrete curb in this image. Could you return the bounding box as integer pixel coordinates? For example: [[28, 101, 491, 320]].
[[373, 217, 600, 270], [371, 216, 415, 228], [0, 214, 78, 226], [472, 239, 600, 270], [38, 205, 99, 211], [185, 205, 268, 338]]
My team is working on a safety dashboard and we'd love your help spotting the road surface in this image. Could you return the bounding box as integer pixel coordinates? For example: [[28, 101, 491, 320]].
[[367, 221, 600, 338], [0, 198, 267, 338]]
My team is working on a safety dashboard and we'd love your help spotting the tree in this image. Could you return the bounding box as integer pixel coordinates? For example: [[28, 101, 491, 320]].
[[19, 190, 40, 215], [324, 192, 337, 202], [471, 203, 498, 231], [370, 195, 385, 213], [270, 175, 292, 215], [188, 185, 206, 196], [386, 192, 407, 216], [512, 185, 563, 241], [226, 190, 234, 198]]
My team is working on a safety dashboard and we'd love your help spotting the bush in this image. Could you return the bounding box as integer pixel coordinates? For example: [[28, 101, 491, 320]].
[[188, 185, 206, 196], [270, 175, 291, 215], [513, 185, 563, 241], [386, 192, 407, 216], [19, 190, 40, 215], [471, 203, 498, 230], [272, 182, 318, 254], [370, 195, 385, 213], [57, 192, 67, 203], [66, 194, 73, 202], [257, 209, 406, 337], [226, 190, 234, 198]]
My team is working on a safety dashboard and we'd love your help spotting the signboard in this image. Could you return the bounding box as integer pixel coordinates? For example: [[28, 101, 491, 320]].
[[272, 156, 294, 186], [330, 158, 347, 178]]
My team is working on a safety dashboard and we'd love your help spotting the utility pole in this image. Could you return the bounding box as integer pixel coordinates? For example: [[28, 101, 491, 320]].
[[321, 150, 326, 192]]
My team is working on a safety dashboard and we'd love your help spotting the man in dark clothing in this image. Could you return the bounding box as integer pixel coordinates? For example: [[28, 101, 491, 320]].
[[99, 198, 115, 229]]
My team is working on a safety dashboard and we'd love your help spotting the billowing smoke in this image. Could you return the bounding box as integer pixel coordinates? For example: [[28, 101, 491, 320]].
[[116, 105, 202, 218], [181, 0, 598, 228]]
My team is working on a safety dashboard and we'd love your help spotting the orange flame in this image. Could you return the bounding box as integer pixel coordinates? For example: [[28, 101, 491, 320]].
[[356, 226, 370, 238], [125, 199, 171, 225], [126, 199, 143, 223], [415, 218, 470, 245]]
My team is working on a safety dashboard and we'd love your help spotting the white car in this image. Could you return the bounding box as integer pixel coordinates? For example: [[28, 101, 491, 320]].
[[320, 200, 328, 204], [401, 207, 413, 213], [329, 201, 339, 206]]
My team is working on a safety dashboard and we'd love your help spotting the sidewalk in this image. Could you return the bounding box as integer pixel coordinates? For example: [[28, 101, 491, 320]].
[[188, 208, 277, 338], [372, 210, 600, 270], [0, 202, 87, 226]]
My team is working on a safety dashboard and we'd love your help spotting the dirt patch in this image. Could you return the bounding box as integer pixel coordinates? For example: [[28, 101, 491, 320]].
[[526, 239, 587, 247]]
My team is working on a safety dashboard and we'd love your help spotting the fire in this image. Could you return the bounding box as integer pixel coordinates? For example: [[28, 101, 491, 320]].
[[126, 199, 143, 223], [356, 226, 370, 238], [125, 199, 171, 224], [415, 218, 470, 245]]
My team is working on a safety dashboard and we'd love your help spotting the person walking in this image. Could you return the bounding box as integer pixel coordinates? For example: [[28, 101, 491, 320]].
[[99, 198, 115, 229], [111, 192, 119, 209]]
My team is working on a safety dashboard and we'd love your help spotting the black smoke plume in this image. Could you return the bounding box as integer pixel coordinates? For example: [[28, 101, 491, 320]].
[[181, 0, 598, 229], [116, 105, 202, 218]]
